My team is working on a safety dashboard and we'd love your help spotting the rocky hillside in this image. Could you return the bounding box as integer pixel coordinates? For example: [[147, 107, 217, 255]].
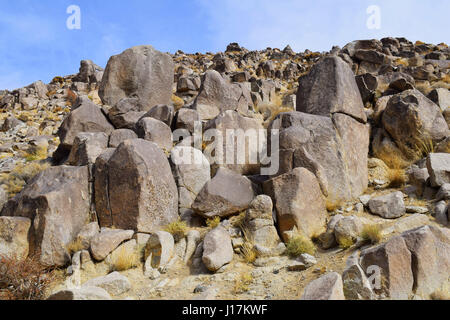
[[0, 38, 449, 300]]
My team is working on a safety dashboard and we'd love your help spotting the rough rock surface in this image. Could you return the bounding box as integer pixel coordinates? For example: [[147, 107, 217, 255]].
[[202, 226, 233, 272]]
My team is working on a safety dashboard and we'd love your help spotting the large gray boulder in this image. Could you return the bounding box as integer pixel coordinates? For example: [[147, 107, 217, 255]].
[[0, 216, 31, 261], [192, 168, 255, 219], [202, 226, 233, 272], [94, 139, 178, 232], [107, 98, 147, 129], [193, 70, 252, 120], [368, 191, 406, 219], [108, 129, 138, 148], [136, 117, 173, 153], [263, 167, 327, 241], [269, 111, 369, 203], [1, 166, 90, 267], [99, 45, 174, 111], [382, 89, 449, 159], [296, 56, 367, 123], [427, 153, 450, 187], [67, 132, 109, 166], [300, 272, 345, 300]]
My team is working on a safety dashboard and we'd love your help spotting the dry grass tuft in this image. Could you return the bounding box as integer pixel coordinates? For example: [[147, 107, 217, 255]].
[[387, 168, 407, 188], [338, 236, 356, 249], [234, 272, 253, 294], [0, 254, 57, 300], [239, 222, 257, 264], [0, 161, 50, 197], [286, 235, 316, 257], [171, 94, 184, 110], [66, 238, 85, 256], [206, 216, 221, 229], [164, 219, 188, 241], [325, 199, 344, 213], [361, 224, 383, 245], [430, 288, 450, 300], [110, 246, 138, 272]]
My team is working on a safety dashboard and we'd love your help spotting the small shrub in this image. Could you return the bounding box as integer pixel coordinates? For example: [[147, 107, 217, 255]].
[[206, 216, 221, 229], [0, 254, 56, 300], [51, 76, 64, 84], [325, 199, 343, 212], [286, 235, 316, 257], [387, 168, 407, 188], [1, 162, 50, 197], [239, 223, 257, 264], [431, 288, 450, 300], [361, 224, 382, 245], [110, 246, 138, 272], [234, 272, 253, 294], [164, 219, 188, 241], [66, 238, 85, 255], [338, 236, 355, 249], [171, 94, 184, 110]]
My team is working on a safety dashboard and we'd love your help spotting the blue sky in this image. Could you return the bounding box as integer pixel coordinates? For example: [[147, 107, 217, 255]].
[[0, 0, 449, 90]]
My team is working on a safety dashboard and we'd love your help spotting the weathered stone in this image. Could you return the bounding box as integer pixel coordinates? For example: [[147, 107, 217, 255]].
[[90, 228, 134, 261], [74, 60, 103, 83], [342, 261, 374, 300], [83, 272, 131, 296], [142, 104, 174, 127], [108, 129, 137, 148], [192, 168, 255, 219], [202, 226, 233, 272], [48, 286, 112, 300], [360, 236, 413, 300], [368, 192, 406, 219], [0, 216, 31, 260], [296, 56, 367, 123], [175, 108, 200, 134], [171, 146, 210, 215], [99, 45, 174, 111], [144, 231, 174, 271], [75, 222, 99, 251], [428, 88, 450, 111], [184, 230, 201, 264], [334, 216, 364, 245], [93, 149, 116, 228], [0, 188, 6, 212], [319, 215, 344, 249], [382, 90, 449, 159], [263, 167, 327, 241], [107, 98, 147, 129], [301, 272, 345, 300], [96, 139, 178, 232], [427, 153, 450, 187], [136, 117, 173, 153], [1, 166, 90, 267], [67, 132, 109, 166]]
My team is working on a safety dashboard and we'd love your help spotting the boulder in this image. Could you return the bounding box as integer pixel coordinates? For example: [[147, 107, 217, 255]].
[[334, 216, 364, 245], [170, 146, 210, 216], [342, 263, 374, 300], [0, 216, 31, 261], [296, 56, 367, 123], [57, 97, 114, 156], [1, 166, 90, 267], [142, 104, 174, 127], [368, 191, 406, 219], [193, 70, 251, 120], [427, 153, 450, 187], [300, 272, 345, 300], [382, 90, 449, 159], [66, 132, 109, 166], [74, 60, 103, 83], [108, 129, 138, 148], [136, 117, 173, 153], [90, 228, 134, 261], [244, 195, 280, 250], [144, 231, 174, 271], [184, 230, 201, 263], [202, 226, 233, 272], [175, 108, 201, 134], [263, 167, 327, 241], [99, 45, 174, 111], [203, 110, 264, 175], [75, 222, 99, 251], [192, 168, 255, 219], [83, 272, 131, 296], [428, 88, 450, 111], [95, 139, 178, 232], [48, 286, 112, 300], [360, 236, 413, 300], [107, 98, 147, 129]]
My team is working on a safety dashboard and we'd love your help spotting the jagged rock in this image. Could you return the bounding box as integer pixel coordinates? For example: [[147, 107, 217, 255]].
[[184, 230, 201, 263], [142, 104, 175, 127], [107, 98, 147, 129], [244, 195, 280, 250], [368, 191, 406, 219], [56, 97, 114, 159], [95, 139, 178, 232], [144, 231, 174, 272], [48, 286, 112, 300], [192, 168, 255, 219], [296, 56, 367, 123], [270, 111, 369, 203], [203, 110, 264, 175], [202, 226, 233, 272], [1, 166, 90, 267], [263, 167, 327, 241], [382, 90, 449, 159], [90, 228, 134, 261], [193, 70, 252, 120], [99, 45, 174, 110], [342, 260, 374, 300], [319, 214, 344, 249], [382, 214, 429, 236], [428, 88, 450, 111], [427, 153, 450, 187], [83, 272, 131, 296], [171, 146, 210, 217], [75, 222, 99, 251], [136, 117, 173, 153], [108, 129, 138, 148], [301, 272, 345, 300], [0, 216, 31, 261], [67, 132, 109, 166], [74, 60, 103, 83], [93, 148, 116, 228], [175, 108, 200, 134], [334, 216, 364, 245], [360, 236, 413, 300]]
